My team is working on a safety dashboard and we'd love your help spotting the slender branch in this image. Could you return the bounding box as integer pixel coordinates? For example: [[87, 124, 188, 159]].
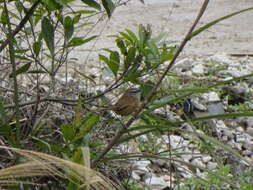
[[91, 0, 210, 168], [4, 0, 21, 145], [0, 0, 41, 53]]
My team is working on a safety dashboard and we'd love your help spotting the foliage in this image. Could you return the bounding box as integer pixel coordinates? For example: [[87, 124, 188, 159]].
[[0, 0, 253, 189], [179, 165, 253, 190]]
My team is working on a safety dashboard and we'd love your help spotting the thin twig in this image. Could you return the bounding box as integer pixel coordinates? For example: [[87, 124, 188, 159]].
[[91, 0, 210, 168]]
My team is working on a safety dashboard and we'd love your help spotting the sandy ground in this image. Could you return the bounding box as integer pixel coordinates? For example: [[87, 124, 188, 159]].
[[64, 0, 253, 76], [73, 0, 253, 62]]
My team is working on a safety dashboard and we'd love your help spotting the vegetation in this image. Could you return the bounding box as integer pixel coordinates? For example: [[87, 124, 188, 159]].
[[0, 0, 252, 189]]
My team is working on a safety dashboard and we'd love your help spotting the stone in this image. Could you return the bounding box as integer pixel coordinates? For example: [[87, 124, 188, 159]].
[[208, 52, 233, 65], [201, 92, 220, 102], [242, 150, 252, 156], [207, 162, 217, 170], [202, 155, 212, 163], [235, 134, 247, 143], [132, 171, 141, 180], [191, 158, 205, 168], [174, 58, 193, 70], [192, 64, 205, 75], [246, 127, 253, 137], [144, 175, 168, 190], [132, 160, 151, 174]]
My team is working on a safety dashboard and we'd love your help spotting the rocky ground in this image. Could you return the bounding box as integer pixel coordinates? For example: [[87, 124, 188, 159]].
[[1, 0, 253, 189]]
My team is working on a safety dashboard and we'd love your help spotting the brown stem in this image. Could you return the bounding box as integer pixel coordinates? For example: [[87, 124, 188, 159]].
[[91, 0, 210, 168]]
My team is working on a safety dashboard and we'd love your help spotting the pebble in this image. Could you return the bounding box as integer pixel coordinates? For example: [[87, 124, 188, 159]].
[[144, 175, 168, 190], [207, 162, 218, 170], [201, 92, 220, 102], [202, 155, 212, 163]]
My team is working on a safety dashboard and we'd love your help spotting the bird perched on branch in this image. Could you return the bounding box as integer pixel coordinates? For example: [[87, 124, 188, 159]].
[[111, 88, 141, 116]]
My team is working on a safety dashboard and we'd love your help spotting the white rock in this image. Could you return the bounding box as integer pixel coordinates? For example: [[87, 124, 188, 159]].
[[208, 52, 233, 65], [222, 128, 234, 139], [236, 127, 244, 133], [192, 64, 205, 75], [179, 169, 192, 178], [201, 92, 220, 102], [202, 155, 212, 163], [242, 150, 252, 156], [162, 175, 174, 183], [175, 58, 193, 69], [207, 162, 217, 170], [144, 175, 168, 190], [191, 158, 205, 168], [132, 160, 151, 173], [246, 127, 253, 137], [226, 140, 236, 148], [132, 171, 141, 180], [236, 134, 247, 143]]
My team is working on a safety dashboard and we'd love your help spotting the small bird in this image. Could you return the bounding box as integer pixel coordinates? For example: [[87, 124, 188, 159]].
[[111, 88, 141, 116]]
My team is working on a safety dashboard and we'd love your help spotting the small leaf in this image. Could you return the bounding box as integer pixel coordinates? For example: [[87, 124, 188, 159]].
[[41, 17, 54, 55], [126, 29, 138, 43], [124, 47, 136, 69], [99, 54, 118, 77], [116, 38, 127, 55], [0, 100, 7, 124], [81, 0, 101, 10], [10, 63, 31, 78], [64, 16, 74, 41], [67, 36, 97, 47], [0, 9, 7, 24], [43, 0, 62, 11], [119, 31, 133, 44], [32, 136, 52, 152], [73, 14, 81, 24], [109, 51, 120, 74], [102, 0, 115, 18], [32, 41, 42, 57], [75, 113, 100, 141], [61, 124, 75, 141]]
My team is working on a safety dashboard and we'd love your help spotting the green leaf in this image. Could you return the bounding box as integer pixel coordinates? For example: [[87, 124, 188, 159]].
[[64, 16, 74, 41], [188, 7, 253, 40], [9, 63, 31, 78], [32, 136, 52, 152], [109, 51, 120, 75], [0, 9, 7, 24], [81, 0, 101, 10], [126, 29, 138, 43], [147, 40, 159, 57], [43, 0, 62, 11], [99, 54, 118, 77], [61, 124, 75, 142], [32, 41, 42, 57], [140, 81, 155, 98], [73, 14, 81, 24], [75, 113, 100, 141], [67, 36, 97, 47], [124, 47, 136, 69], [41, 17, 54, 55], [0, 101, 7, 124], [101, 0, 115, 18], [116, 38, 127, 55], [119, 31, 133, 43]]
